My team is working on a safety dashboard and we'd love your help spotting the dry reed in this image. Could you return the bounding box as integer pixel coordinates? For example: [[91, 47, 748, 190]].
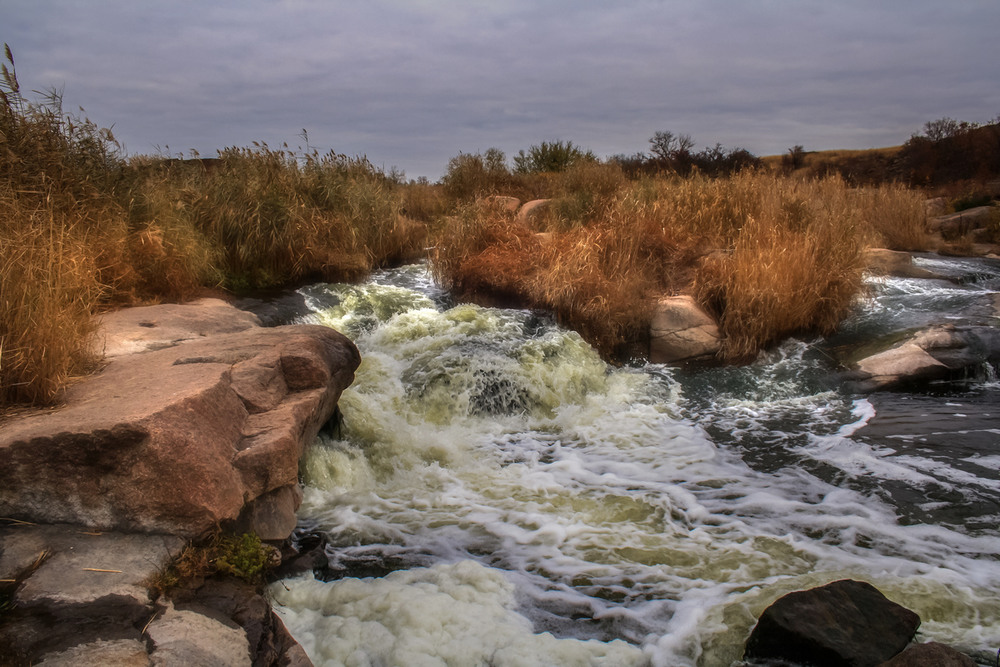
[[433, 172, 919, 361]]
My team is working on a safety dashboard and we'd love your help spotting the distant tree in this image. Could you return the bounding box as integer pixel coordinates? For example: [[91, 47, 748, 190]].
[[441, 148, 512, 199], [608, 152, 651, 177], [922, 117, 964, 142], [783, 145, 806, 171], [647, 131, 696, 173], [513, 140, 595, 174]]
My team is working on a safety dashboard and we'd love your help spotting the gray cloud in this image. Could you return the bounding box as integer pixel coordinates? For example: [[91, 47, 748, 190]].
[[4, 0, 998, 179]]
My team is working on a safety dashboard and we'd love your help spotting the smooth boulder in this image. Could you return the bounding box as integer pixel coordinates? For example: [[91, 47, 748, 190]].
[[744, 579, 920, 666], [851, 324, 1000, 391], [649, 295, 721, 363]]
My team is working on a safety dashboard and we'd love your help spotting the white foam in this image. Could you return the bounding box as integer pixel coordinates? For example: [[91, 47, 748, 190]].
[[270, 562, 644, 667], [279, 267, 1000, 666]]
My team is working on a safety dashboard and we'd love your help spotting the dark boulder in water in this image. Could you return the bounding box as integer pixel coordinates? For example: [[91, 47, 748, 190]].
[[744, 579, 920, 666]]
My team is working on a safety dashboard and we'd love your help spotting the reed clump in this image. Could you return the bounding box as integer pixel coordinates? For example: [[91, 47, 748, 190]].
[[433, 171, 927, 361]]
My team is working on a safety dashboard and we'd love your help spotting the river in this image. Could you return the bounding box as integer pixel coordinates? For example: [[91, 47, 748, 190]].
[[268, 257, 1000, 666]]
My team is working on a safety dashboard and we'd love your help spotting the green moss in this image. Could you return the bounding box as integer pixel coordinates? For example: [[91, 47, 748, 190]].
[[146, 531, 274, 596], [214, 533, 269, 582]]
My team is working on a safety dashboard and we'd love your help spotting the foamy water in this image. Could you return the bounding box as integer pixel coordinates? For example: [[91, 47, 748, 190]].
[[270, 262, 1000, 666]]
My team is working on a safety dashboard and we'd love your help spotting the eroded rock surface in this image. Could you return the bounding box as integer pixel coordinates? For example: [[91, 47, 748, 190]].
[[928, 205, 996, 241], [0, 301, 360, 538]]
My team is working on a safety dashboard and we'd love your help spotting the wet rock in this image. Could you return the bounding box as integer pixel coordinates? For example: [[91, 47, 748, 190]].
[[649, 295, 721, 364], [864, 249, 945, 280], [744, 579, 920, 667], [0, 304, 360, 537], [231, 290, 313, 328], [853, 342, 949, 390], [850, 324, 1000, 391], [878, 641, 976, 666], [516, 199, 553, 230]]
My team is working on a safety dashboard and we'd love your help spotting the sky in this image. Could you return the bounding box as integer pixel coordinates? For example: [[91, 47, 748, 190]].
[[4, 1, 998, 180]]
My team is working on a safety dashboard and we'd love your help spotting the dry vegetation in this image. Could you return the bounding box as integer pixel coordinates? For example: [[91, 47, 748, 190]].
[[434, 169, 928, 360], [0, 47, 421, 407], [3, 43, 991, 408]]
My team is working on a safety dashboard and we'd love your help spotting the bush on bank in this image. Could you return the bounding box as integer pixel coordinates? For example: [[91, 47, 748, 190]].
[[0, 47, 416, 407]]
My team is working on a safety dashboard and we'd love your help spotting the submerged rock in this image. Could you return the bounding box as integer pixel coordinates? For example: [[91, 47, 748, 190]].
[[744, 579, 920, 666], [649, 295, 721, 364]]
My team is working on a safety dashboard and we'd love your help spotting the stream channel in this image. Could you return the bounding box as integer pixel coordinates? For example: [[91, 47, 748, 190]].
[[267, 256, 1000, 666]]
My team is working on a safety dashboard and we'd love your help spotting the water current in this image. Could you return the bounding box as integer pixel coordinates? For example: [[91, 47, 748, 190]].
[[269, 257, 1000, 666]]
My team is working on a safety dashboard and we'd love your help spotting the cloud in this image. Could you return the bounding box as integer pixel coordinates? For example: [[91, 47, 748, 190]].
[[4, 0, 998, 178]]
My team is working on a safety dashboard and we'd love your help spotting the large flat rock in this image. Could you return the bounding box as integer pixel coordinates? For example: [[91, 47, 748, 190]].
[[0, 301, 360, 538]]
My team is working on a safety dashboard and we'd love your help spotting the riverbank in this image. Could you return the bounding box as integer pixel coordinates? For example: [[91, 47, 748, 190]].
[[0, 299, 359, 664]]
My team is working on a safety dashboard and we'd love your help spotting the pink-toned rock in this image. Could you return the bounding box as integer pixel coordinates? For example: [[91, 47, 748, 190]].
[[853, 343, 947, 390], [649, 295, 721, 363], [516, 199, 553, 230], [923, 197, 947, 218], [0, 305, 360, 538], [96, 298, 260, 358]]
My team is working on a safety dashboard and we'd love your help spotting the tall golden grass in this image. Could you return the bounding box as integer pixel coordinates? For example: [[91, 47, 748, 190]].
[[434, 172, 928, 361], [0, 47, 420, 407]]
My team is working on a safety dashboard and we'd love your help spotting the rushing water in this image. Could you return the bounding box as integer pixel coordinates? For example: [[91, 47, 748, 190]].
[[269, 259, 1000, 667]]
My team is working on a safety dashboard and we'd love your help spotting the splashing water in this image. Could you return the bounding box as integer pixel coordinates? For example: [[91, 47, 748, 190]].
[[270, 262, 1000, 667]]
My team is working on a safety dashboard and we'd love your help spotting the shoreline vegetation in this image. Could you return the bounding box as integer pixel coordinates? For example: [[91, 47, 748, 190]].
[[2, 44, 999, 408]]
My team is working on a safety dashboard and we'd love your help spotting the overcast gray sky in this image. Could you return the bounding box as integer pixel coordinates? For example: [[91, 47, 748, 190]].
[[4, 1, 998, 180]]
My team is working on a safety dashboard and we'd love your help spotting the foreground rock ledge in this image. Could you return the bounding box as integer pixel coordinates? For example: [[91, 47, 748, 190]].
[[0, 299, 361, 538]]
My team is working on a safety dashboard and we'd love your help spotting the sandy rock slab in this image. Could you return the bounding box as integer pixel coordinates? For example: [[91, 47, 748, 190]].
[[0, 301, 360, 538], [0, 523, 183, 664]]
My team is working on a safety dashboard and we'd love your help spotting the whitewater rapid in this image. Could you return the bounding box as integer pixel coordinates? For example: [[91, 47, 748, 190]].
[[269, 263, 1000, 666]]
